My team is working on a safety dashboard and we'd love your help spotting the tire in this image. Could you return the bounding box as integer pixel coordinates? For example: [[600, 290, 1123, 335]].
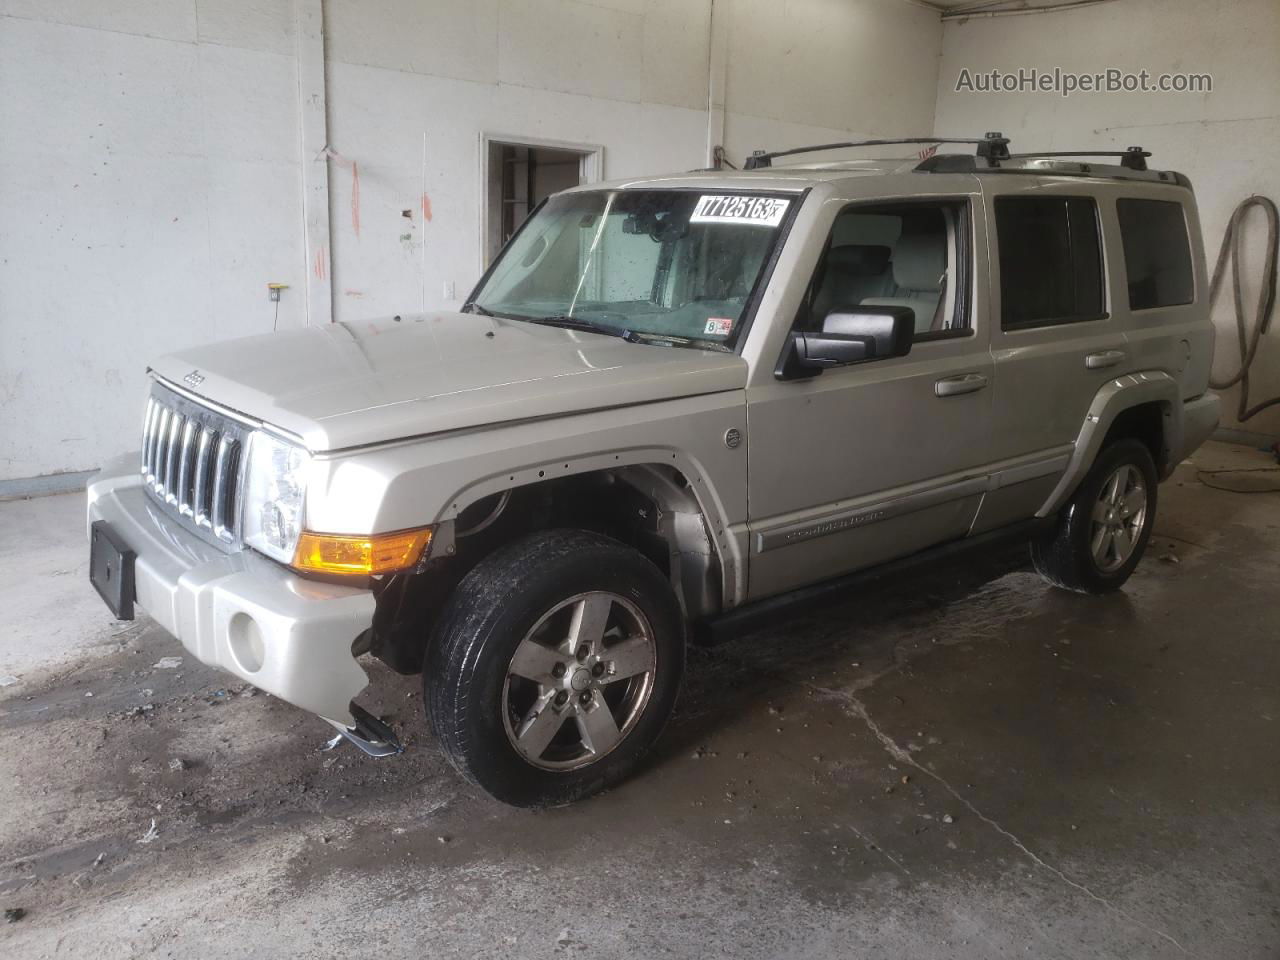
[[1031, 438, 1158, 594], [426, 528, 685, 806]]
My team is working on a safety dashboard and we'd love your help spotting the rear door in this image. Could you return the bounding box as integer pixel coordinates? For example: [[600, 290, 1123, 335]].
[[974, 179, 1129, 532]]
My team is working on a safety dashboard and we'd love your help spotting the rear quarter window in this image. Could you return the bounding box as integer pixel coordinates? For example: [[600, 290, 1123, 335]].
[[1116, 198, 1194, 310]]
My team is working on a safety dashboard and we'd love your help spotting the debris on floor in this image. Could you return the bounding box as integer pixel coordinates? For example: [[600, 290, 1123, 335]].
[[5, 907, 26, 923], [138, 819, 159, 844], [153, 656, 183, 670], [0, 675, 19, 687]]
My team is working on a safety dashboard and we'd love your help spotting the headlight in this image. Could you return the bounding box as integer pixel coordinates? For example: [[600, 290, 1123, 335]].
[[241, 430, 310, 564]]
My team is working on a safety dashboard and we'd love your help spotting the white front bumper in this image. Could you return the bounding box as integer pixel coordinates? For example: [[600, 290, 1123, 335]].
[[87, 453, 375, 727]]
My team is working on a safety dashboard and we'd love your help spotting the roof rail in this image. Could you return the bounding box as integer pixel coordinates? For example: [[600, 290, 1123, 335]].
[[913, 144, 1171, 181], [1008, 147, 1152, 171], [743, 132, 1011, 169]]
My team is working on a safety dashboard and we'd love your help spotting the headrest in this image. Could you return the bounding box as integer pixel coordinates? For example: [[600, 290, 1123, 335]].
[[892, 230, 946, 292], [825, 244, 891, 277]]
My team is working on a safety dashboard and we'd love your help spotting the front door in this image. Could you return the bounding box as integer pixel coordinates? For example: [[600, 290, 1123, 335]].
[[743, 193, 995, 602]]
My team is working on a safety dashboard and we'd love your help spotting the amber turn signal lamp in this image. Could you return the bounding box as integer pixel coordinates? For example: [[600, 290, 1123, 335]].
[[292, 527, 433, 576]]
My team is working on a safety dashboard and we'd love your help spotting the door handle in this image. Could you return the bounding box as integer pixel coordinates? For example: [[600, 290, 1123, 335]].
[[1085, 349, 1127, 370], [934, 373, 988, 397]]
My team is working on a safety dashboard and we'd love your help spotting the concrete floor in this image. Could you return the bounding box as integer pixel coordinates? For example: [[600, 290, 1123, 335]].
[[1, 440, 1278, 959]]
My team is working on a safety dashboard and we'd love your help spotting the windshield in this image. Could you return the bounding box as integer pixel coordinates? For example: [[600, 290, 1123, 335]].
[[470, 189, 794, 346]]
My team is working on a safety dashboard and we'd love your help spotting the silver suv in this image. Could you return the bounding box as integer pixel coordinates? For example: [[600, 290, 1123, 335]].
[[87, 134, 1219, 806]]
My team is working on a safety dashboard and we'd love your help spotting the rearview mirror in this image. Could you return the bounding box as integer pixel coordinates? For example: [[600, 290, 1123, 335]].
[[775, 306, 914, 380]]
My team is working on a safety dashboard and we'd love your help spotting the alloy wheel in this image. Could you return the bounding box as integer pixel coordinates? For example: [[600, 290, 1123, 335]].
[[501, 592, 657, 771], [1089, 463, 1148, 573]]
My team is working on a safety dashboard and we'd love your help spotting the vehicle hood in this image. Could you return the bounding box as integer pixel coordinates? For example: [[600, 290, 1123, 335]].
[[150, 312, 748, 451]]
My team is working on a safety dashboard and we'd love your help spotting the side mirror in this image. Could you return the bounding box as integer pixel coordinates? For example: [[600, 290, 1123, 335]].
[[776, 306, 914, 380]]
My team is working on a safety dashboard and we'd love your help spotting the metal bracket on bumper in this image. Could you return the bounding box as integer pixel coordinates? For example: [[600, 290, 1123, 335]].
[[325, 703, 405, 757]]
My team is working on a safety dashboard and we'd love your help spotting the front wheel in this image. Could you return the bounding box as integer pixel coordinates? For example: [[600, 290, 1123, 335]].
[[426, 529, 685, 806], [1031, 438, 1158, 594]]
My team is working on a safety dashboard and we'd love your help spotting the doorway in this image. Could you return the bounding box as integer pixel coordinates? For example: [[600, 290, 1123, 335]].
[[482, 135, 602, 266]]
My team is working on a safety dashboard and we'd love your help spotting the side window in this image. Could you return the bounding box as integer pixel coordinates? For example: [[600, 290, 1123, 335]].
[[995, 197, 1104, 329], [800, 200, 969, 340], [1116, 198, 1194, 310]]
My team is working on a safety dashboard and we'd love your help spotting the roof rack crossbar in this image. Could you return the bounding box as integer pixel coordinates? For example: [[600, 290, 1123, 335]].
[[744, 132, 1010, 169], [1008, 147, 1152, 171]]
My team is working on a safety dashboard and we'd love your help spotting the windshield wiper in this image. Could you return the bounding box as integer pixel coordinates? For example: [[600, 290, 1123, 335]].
[[522, 315, 623, 338], [621, 330, 733, 353]]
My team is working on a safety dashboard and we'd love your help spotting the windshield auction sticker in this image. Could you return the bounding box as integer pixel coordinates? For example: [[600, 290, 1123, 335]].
[[690, 195, 790, 227]]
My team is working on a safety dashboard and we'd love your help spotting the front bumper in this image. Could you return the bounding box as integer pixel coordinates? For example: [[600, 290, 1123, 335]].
[[87, 453, 375, 730]]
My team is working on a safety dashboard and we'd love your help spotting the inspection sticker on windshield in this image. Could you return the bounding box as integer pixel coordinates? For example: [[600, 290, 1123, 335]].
[[690, 195, 790, 227], [704, 317, 734, 337]]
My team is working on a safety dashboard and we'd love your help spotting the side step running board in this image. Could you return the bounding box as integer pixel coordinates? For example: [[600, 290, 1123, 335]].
[[697, 517, 1054, 646]]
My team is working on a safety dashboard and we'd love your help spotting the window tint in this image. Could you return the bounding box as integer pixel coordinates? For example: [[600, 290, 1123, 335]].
[[1116, 198, 1194, 309], [996, 197, 1104, 329]]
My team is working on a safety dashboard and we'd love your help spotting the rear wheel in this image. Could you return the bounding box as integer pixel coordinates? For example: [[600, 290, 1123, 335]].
[[1031, 439, 1158, 593], [427, 529, 684, 806]]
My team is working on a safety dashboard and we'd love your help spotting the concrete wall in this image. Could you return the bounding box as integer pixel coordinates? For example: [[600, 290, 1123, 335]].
[[0, 0, 943, 486], [0, 0, 305, 487], [933, 0, 1280, 437]]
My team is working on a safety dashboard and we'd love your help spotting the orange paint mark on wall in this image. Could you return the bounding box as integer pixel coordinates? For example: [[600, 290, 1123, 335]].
[[421, 193, 433, 222], [351, 161, 361, 238], [313, 246, 327, 280]]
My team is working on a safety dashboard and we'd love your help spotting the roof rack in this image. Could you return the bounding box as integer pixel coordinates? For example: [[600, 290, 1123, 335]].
[[913, 144, 1175, 182], [742, 136, 1164, 180], [743, 132, 1011, 169], [1008, 147, 1152, 171]]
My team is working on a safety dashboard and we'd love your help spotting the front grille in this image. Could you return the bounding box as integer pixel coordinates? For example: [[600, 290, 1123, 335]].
[[140, 382, 250, 547]]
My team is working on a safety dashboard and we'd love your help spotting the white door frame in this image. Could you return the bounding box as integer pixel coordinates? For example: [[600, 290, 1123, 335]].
[[479, 132, 605, 274]]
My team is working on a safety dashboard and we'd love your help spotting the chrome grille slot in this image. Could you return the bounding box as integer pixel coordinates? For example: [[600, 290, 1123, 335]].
[[177, 419, 199, 516], [140, 398, 158, 481], [163, 412, 184, 504], [153, 406, 172, 494], [192, 428, 216, 529], [210, 435, 242, 542], [146, 402, 164, 487], [140, 381, 251, 549]]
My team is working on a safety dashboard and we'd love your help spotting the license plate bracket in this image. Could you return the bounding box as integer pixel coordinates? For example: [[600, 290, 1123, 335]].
[[90, 520, 136, 620]]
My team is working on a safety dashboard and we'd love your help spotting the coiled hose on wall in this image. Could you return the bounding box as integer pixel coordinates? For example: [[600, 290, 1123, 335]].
[[1207, 195, 1280, 422]]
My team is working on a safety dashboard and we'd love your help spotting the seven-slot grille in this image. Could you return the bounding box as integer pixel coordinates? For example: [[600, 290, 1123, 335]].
[[140, 382, 249, 546]]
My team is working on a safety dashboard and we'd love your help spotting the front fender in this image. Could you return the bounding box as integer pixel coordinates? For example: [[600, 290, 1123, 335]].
[[303, 392, 751, 607]]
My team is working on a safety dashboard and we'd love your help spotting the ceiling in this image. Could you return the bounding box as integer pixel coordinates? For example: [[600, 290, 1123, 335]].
[[921, 0, 1114, 12]]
